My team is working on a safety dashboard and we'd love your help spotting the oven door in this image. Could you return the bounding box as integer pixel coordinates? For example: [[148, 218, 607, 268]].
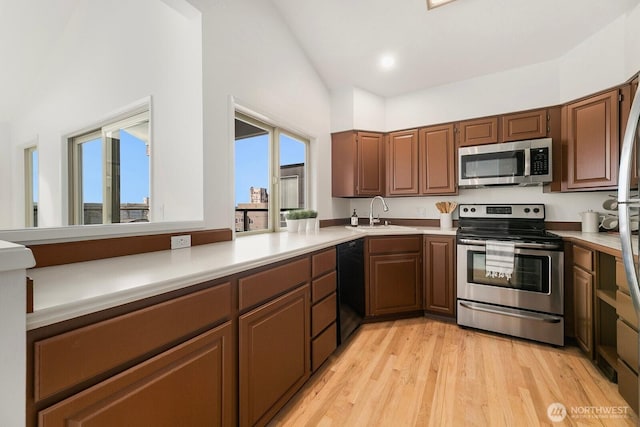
[[457, 243, 564, 315]]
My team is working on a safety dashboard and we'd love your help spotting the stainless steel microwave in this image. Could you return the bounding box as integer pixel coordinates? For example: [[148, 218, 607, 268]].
[[458, 138, 552, 187]]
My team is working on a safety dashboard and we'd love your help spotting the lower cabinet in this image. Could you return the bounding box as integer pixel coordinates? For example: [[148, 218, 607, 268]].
[[38, 323, 233, 426], [366, 236, 422, 317], [423, 235, 456, 317], [616, 258, 639, 413], [239, 285, 311, 427]]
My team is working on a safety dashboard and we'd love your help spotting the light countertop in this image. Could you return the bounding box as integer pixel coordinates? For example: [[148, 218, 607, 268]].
[[27, 226, 453, 330], [26, 226, 631, 330]]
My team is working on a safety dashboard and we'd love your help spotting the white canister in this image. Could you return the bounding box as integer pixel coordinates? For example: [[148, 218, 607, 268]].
[[580, 210, 600, 233], [440, 213, 453, 229]]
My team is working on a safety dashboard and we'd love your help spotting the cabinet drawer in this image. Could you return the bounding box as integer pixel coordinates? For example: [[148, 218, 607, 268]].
[[573, 245, 593, 272], [312, 271, 337, 303], [34, 283, 231, 402], [368, 236, 421, 254], [312, 248, 336, 278], [617, 319, 638, 371], [312, 293, 337, 337], [617, 259, 631, 294], [39, 324, 234, 427], [239, 257, 310, 311], [618, 358, 639, 414], [617, 290, 639, 329], [312, 322, 337, 372]]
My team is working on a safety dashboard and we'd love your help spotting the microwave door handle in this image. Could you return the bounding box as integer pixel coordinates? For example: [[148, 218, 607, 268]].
[[524, 148, 531, 177]]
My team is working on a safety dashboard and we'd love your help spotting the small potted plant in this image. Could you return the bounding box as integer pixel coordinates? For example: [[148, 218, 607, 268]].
[[297, 210, 310, 232], [306, 210, 318, 232], [285, 210, 302, 232]]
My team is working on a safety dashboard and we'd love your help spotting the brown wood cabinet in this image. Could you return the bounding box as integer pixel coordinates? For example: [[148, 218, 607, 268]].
[[566, 89, 620, 189], [239, 284, 310, 427], [38, 323, 233, 427], [366, 236, 422, 317], [310, 248, 337, 372], [387, 129, 419, 195], [620, 79, 639, 188], [616, 258, 639, 413], [572, 245, 595, 357], [419, 124, 457, 194], [331, 131, 385, 197], [500, 109, 548, 142], [27, 281, 235, 427], [423, 235, 456, 317], [457, 116, 499, 147]]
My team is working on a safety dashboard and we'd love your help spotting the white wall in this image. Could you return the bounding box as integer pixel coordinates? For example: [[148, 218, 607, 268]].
[[5, 0, 203, 229], [0, 124, 11, 227], [349, 187, 616, 223], [347, 7, 640, 224], [191, 0, 346, 226]]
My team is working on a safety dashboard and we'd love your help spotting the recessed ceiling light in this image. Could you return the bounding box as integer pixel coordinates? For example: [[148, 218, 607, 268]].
[[379, 54, 396, 70], [427, 0, 456, 10]]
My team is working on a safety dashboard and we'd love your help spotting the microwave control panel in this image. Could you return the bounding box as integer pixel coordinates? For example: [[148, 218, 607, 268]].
[[531, 147, 549, 175]]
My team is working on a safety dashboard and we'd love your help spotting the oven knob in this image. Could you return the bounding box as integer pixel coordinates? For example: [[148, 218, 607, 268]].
[[524, 208, 530, 213], [533, 208, 540, 213], [470, 208, 476, 213], [463, 208, 468, 213]]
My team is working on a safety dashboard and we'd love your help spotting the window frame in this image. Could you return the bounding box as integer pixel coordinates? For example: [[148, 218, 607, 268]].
[[234, 111, 310, 235], [68, 106, 151, 225], [24, 145, 38, 227]]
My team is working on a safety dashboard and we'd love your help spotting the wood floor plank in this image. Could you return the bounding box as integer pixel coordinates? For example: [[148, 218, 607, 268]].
[[269, 318, 638, 426]]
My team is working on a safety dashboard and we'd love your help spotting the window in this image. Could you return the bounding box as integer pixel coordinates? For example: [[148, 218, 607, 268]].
[[69, 108, 150, 225], [24, 146, 38, 227], [234, 112, 309, 234]]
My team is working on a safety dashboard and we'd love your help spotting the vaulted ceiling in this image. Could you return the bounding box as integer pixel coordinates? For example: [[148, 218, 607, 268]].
[[271, 0, 640, 97]]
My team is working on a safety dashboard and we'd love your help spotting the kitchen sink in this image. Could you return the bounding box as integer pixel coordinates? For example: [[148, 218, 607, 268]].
[[345, 224, 418, 233]]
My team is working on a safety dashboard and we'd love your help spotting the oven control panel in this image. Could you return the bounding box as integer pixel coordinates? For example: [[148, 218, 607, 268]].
[[458, 204, 545, 219]]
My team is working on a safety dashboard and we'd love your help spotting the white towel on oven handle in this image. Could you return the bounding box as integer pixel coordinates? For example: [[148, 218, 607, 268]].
[[485, 240, 515, 280]]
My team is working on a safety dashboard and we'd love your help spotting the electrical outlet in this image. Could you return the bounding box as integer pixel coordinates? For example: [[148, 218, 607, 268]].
[[171, 235, 191, 249]]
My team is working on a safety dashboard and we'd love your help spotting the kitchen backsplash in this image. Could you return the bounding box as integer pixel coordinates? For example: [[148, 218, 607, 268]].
[[348, 186, 611, 223]]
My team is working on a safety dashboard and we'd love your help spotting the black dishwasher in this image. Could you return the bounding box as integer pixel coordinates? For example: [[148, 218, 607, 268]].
[[336, 238, 365, 345]]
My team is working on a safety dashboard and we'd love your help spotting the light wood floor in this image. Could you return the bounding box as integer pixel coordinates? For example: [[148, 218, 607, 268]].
[[269, 318, 638, 426]]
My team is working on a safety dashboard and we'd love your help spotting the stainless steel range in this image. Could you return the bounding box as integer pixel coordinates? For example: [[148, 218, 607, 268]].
[[456, 203, 564, 346]]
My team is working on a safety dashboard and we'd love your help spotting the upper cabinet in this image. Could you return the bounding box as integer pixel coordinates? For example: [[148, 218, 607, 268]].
[[419, 124, 457, 194], [457, 116, 499, 147], [501, 109, 548, 142], [620, 78, 639, 188], [386, 129, 419, 195], [332, 131, 385, 197], [566, 89, 620, 190]]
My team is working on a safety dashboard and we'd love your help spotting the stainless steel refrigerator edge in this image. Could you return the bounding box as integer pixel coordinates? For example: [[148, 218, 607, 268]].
[[617, 84, 640, 415]]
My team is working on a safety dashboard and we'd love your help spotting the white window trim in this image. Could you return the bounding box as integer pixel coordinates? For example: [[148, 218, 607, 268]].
[[68, 104, 151, 225], [24, 145, 38, 227], [234, 110, 311, 235]]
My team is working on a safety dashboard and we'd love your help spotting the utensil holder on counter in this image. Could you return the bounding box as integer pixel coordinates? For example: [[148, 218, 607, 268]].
[[440, 213, 453, 229]]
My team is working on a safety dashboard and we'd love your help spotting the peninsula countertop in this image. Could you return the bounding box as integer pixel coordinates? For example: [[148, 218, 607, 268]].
[[26, 225, 633, 330], [26, 226, 454, 330]]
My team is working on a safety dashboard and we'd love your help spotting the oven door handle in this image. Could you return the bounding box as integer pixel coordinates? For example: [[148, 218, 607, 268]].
[[457, 238, 560, 250], [459, 301, 562, 323]]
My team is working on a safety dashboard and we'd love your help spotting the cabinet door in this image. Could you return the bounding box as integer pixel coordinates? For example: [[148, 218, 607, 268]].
[[573, 266, 594, 357], [368, 253, 422, 316], [357, 132, 385, 195], [501, 109, 548, 142], [419, 124, 456, 194], [424, 235, 456, 317], [566, 89, 619, 189], [457, 116, 499, 147], [387, 129, 418, 195], [620, 80, 639, 188], [239, 285, 310, 427], [39, 323, 234, 427], [331, 131, 358, 197]]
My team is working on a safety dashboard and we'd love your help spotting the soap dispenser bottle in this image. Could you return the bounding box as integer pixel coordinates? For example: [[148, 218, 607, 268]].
[[351, 209, 358, 227]]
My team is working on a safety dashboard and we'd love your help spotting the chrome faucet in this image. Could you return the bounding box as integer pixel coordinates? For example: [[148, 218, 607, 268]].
[[369, 195, 389, 226]]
